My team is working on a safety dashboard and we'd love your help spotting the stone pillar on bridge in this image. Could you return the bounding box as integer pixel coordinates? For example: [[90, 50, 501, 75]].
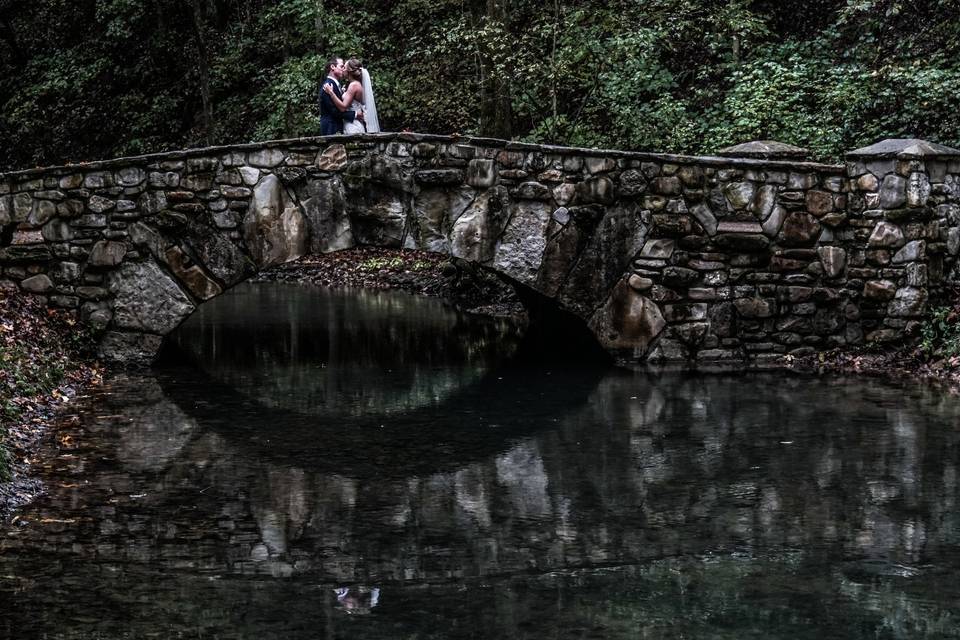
[[844, 139, 960, 342]]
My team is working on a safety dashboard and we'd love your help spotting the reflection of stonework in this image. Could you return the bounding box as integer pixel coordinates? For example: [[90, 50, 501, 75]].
[[6, 369, 959, 603], [2, 136, 960, 367]]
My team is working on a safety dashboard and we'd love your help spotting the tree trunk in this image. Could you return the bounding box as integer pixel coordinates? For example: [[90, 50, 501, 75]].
[[315, 0, 325, 51], [190, 0, 214, 145], [478, 0, 512, 140]]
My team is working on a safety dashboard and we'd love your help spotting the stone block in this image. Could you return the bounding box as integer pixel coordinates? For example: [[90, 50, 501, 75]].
[[778, 212, 821, 246], [466, 159, 497, 188], [316, 145, 348, 173], [116, 167, 145, 187], [891, 240, 925, 264], [515, 181, 552, 200], [652, 176, 682, 196], [863, 279, 897, 301], [83, 172, 113, 189], [639, 239, 675, 259], [238, 167, 261, 186], [713, 233, 770, 253], [687, 288, 717, 301], [805, 190, 834, 216], [948, 228, 960, 256], [690, 203, 718, 236], [734, 297, 775, 318], [761, 205, 787, 238], [415, 169, 464, 186], [59, 174, 84, 189], [577, 177, 615, 204], [89, 240, 127, 266], [248, 148, 285, 168], [97, 331, 164, 364], [182, 174, 214, 192], [867, 221, 904, 248], [857, 173, 879, 191], [906, 172, 931, 207], [887, 287, 927, 317], [906, 263, 928, 287], [817, 246, 847, 279], [677, 165, 704, 188], [662, 266, 699, 287], [663, 303, 708, 322], [787, 172, 817, 189], [671, 321, 710, 346], [879, 174, 906, 208], [724, 181, 756, 209], [585, 157, 616, 174], [587, 280, 666, 356], [627, 274, 654, 291], [21, 274, 53, 292], [619, 169, 647, 196], [749, 185, 777, 220], [41, 220, 74, 242], [28, 200, 57, 226], [139, 191, 167, 215], [644, 195, 667, 210], [221, 186, 252, 199], [87, 195, 115, 213]]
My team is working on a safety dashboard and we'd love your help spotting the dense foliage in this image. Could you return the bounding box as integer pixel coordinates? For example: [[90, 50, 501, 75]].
[[1, 0, 959, 169]]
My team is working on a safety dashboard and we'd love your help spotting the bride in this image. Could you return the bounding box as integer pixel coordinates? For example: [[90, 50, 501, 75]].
[[323, 57, 380, 134]]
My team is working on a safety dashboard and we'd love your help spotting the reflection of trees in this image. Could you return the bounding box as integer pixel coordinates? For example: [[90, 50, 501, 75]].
[[3, 371, 960, 638], [163, 283, 524, 416]]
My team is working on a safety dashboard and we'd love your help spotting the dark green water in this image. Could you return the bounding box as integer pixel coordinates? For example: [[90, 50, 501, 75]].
[[3, 282, 960, 639]]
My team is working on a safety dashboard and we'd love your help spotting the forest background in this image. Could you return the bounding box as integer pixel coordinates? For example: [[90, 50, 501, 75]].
[[0, 0, 958, 172]]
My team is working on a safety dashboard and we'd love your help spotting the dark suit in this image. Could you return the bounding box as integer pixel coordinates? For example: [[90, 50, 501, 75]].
[[319, 77, 356, 135]]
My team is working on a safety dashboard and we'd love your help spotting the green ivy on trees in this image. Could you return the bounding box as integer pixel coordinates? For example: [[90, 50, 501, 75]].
[[1, 0, 958, 170]]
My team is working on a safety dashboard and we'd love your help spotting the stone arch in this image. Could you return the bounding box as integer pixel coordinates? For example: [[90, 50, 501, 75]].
[[0, 136, 651, 364]]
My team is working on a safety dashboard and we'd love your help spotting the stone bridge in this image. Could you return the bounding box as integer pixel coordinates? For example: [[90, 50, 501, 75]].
[[1, 134, 959, 366]]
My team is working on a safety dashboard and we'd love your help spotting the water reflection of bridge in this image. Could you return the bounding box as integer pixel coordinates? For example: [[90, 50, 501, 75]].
[[3, 370, 959, 633]]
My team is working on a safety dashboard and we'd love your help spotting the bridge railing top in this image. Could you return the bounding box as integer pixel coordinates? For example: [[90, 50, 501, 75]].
[[0, 132, 846, 180]]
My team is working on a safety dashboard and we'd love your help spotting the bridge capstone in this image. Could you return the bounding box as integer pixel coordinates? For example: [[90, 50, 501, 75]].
[[2, 133, 960, 368]]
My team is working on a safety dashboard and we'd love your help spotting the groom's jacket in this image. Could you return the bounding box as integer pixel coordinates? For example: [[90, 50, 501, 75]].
[[319, 78, 356, 135]]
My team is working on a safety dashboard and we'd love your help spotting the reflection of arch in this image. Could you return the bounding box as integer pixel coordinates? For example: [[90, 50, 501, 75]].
[[155, 351, 607, 480]]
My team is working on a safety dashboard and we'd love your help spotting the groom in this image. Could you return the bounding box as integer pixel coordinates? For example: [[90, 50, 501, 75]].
[[319, 57, 361, 135]]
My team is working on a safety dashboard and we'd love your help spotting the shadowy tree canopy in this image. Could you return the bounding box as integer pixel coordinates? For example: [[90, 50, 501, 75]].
[[1, 0, 958, 169]]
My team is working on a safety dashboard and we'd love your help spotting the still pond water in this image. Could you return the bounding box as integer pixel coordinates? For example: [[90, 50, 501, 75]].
[[3, 282, 960, 639]]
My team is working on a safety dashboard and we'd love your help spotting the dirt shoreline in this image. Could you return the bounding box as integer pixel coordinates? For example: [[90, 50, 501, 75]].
[[0, 288, 102, 521], [2, 247, 957, 520]]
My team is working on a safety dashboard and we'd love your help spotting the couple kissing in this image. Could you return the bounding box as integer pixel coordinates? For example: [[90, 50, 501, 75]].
[[319, 57, 380, 135]]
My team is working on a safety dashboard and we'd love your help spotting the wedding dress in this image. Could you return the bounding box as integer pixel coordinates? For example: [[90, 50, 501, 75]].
[[342, 68, 380, 134], [344, 97, 366, 135]]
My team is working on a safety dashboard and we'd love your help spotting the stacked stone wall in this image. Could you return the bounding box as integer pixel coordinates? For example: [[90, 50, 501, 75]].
[[0, 133, 957, 367]]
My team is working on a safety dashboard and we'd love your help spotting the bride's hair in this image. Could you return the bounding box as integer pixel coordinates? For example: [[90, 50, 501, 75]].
[[345, 58, 363, 83]]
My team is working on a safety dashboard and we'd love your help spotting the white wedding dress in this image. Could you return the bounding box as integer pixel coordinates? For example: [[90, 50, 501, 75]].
[[342, 69, 380, 134], [344, 97, 366, 135]]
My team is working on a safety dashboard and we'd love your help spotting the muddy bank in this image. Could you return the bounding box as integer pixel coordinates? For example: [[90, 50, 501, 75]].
[[253, 247, 524, 318], [0, 287, 101, 520], [789, 347, 960, 395]]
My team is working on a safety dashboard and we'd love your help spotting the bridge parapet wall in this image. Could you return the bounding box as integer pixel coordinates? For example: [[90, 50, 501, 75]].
[[1, 134, 958, 367]]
